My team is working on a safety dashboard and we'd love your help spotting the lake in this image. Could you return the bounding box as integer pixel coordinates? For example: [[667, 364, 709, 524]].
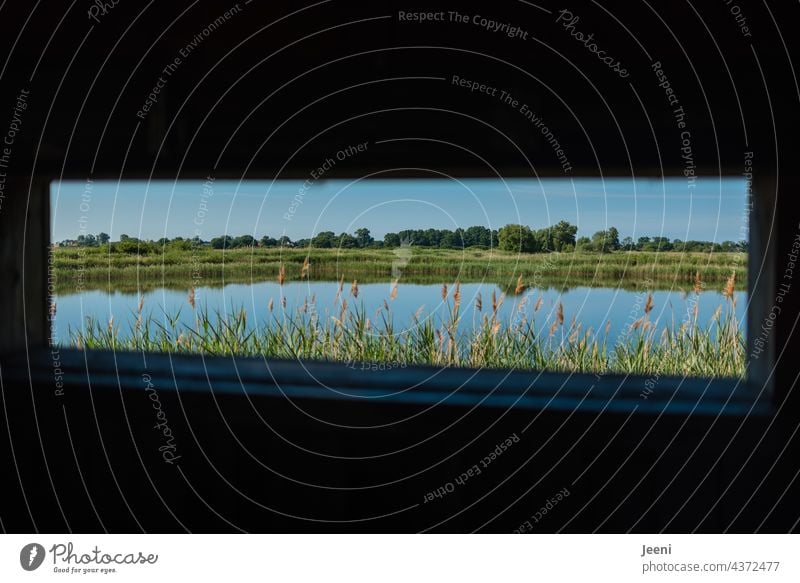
[[51, 279, 746, 348]]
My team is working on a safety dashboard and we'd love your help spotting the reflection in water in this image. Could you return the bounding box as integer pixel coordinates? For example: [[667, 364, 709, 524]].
[[52, 278, 746, 346]]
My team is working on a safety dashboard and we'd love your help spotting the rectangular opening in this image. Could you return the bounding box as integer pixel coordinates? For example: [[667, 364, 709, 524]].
[[49, 176, 749, 379]]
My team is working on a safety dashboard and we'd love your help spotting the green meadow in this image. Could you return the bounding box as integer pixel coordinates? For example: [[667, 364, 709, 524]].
[[53, 246, 746, 289]]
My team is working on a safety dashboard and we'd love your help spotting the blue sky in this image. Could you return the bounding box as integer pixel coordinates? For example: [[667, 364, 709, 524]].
[[51, 177, 748, 243]]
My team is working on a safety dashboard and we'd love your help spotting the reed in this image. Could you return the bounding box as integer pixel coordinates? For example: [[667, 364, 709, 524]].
[[66, 279, 746, 378], [52, 247, 747, 287]]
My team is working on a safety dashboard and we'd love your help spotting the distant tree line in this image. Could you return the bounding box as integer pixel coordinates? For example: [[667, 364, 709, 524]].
[[56, 223, 747, 254]]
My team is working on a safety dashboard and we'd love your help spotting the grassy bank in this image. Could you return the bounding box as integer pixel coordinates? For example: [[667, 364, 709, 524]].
[[68, 274, 745, 378], [53, 246, 747, 289]]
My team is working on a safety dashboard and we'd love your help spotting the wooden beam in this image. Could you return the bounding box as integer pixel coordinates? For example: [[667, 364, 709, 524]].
[[0, 177, 49, 353]]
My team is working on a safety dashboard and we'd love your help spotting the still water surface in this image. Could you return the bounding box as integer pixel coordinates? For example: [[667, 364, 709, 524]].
[[52, 279, 747, 346]]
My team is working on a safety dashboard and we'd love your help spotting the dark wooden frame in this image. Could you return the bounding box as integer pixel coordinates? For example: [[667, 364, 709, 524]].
[[2, 0, 799, 532], [3, 172, 778, 407]]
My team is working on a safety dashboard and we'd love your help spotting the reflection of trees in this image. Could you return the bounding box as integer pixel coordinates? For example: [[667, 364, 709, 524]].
[[53, 272, 723, 298]]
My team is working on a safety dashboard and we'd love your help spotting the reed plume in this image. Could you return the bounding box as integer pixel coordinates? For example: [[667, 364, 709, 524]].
[[723, 271, 736, 301], [569, 325, 580, 343]]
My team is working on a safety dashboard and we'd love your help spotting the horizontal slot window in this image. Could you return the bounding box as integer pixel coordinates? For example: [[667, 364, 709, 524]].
[[49, 177, 748, 378]]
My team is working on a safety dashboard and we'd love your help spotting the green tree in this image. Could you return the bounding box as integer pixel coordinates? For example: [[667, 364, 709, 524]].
[[607, 226, 620, 251], [337, 233, 358, 248], [464, 225, 492, 247], [550, 220, 578, 251], [384, 232, 401, 247], [532, 228, 550, 252], [498, 224, 535, 253], [590, 227, 620, 252], [260, 235, 278, 247], [591, 230, 610, 252], [77, 234, 97, 247], [210, 235, 233, 249], [354, 228, 373, 248], [311, 231, 336, 248], [232, 234, 256, 248], [652, 236, 672, 251], [621, 236, 634, 251], [402, 229, 428, 246], [117, 237, 147, 254], [168, 238, 193, 251], [439, 230, 462, 249]]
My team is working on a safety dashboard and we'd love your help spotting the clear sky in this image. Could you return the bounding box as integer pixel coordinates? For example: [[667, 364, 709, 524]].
[[51, 177, 748, 243]]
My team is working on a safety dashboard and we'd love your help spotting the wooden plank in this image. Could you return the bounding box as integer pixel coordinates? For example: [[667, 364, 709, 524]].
[[748, 174, 776, 398], [0, 177, 49, 353], [12, 348, 770, 417]]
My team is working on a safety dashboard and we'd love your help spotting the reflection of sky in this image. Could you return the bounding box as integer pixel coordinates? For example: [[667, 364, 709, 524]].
[[51, 177, 747, 243], [52, 281, 746, 346]]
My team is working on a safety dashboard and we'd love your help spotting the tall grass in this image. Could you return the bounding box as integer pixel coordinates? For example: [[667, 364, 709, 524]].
[[53, 246, 747, 287], [66, 272, 746, 378]]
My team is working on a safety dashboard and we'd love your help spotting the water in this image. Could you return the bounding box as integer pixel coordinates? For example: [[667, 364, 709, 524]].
[[51, 279, 746, 346]]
